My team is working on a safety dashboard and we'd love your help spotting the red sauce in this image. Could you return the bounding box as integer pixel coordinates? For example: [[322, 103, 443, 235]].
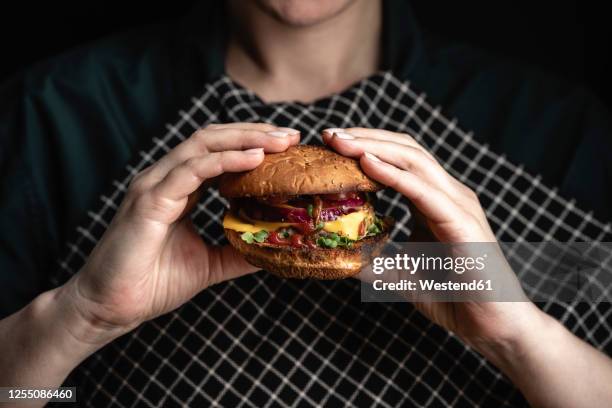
[[358, 220, 366, 237], [267, 231, 289, 245], [293, 222, 316, 235], [304, 237, 318, 249], [265, 231, 316, 249], [290, 234, 305, 248]]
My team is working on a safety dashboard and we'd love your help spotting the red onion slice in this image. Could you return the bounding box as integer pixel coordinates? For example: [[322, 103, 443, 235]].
[[240, 193, 367, 223]]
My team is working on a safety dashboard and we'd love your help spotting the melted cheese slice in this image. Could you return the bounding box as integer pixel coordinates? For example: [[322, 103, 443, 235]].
[[321, 211, 368, 240], [222, 213, 293, 234], [223, 208, 370, 240]]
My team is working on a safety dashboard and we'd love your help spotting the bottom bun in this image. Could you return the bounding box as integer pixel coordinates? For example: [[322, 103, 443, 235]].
[[225, 228, 389, 279]]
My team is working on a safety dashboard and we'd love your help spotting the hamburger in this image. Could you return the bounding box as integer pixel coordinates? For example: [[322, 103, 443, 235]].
[[219, 145, 391, 279]]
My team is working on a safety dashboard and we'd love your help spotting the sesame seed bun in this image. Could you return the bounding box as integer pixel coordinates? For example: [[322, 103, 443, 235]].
[[219, 145, 382, 198]]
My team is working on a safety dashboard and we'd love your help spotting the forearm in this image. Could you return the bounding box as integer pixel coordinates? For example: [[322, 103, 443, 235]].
[[475, 308, 612, 408], [0, 283, 114, 407]]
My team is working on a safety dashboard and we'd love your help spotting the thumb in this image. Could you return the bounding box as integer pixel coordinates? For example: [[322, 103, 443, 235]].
[[207, 245, 261, 286]]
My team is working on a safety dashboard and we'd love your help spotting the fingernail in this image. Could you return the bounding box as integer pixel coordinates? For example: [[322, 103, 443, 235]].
[[364, 152, 381, 162], [245, 148, 264, 154], [278, 127, 300, 135], [324, 128, 344, 134], [335, 132, 355, 140], [267, 131, 289, 138]]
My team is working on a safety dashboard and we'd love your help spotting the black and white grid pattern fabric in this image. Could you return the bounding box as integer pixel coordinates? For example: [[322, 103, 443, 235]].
[[52, 72, 612, 407]]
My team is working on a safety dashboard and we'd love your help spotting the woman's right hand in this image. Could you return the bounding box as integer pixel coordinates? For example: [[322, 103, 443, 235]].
[[59, 123, 300, 346]]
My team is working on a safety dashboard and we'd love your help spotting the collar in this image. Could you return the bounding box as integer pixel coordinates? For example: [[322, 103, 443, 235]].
[[179, 0, 424, 84]]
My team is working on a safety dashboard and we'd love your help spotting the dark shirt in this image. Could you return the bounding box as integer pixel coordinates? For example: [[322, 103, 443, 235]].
[[1, 0, 611, 316]]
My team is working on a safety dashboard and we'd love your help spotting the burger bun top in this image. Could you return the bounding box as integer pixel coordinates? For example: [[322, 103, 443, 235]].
[[219, 145, 383, 198]]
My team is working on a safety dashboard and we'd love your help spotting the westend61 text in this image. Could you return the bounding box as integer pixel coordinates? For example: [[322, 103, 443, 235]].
[[372, 279, 493, 292]]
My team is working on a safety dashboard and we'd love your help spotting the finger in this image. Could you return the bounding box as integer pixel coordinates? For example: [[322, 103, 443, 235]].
[[207, 245, 261, 286], [151, 127, 300, 180], [196, 128, 300, 152], [207, 122, 300, 135], [360, 152, 464, 226], [327, 133, 486, 211], [326, 134, 434, 167], [326, 135, 456, 193], [322, 127, 428, 153], [153, 148, 265, 201]]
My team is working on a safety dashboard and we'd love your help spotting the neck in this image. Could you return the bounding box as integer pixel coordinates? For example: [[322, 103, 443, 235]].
[[226, 0, 382, 103]]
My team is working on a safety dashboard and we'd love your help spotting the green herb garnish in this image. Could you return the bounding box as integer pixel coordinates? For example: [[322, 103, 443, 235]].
[[367, 223, 381, 235], [338, 236, 354, 248], [316, 233, 354, 249], [316, 222, 325, 230], [316, 237, 337, 248], [241, 232, 255, 244], [307, 204, 314, 218], [366, 217, 384, 236], [241, 230, 268, 244], [253, 230, 268, 242]]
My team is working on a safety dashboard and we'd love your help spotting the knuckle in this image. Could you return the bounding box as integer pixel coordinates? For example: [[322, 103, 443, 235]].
[[465, 213, 489, 234], [462, 185, 479, 200], [216, 150, 230, 161], [241, 129, 265, 138], [202, 150, 225, 164], [387, 170, 409, 192], [130, 190, 151, 210], [235, 129, 267, 145], [400, 132, 416, 141], [411, 148, 429, 162], [192, 129, 208, 141], [397, 150, 419, 170], [398, 156, 415, 171], [127, 172, 149, 196], [189, 130, 210, 152], [397, 132, 414, 140], [464, 212, 481, 225], [413, 143, 433, 158], [184, 157, 202, 175], [185, 156, 200, 168], [423, 150, 438, 162], [129, 190, 156, 214], [130, 191, 170, 218], [207, 152, 226, 171], [257, 123, 278, 131], [410, 187, 426, 204]]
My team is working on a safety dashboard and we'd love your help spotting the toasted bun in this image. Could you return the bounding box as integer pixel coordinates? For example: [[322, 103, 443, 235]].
[[225, 228, 389, 279], [219, 145, 382, 198]]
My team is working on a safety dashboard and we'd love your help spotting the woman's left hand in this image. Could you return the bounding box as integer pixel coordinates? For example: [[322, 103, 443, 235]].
[[322, 127, 496, 243], [323, 127, 612, 408], [321, 127, 537, 348]]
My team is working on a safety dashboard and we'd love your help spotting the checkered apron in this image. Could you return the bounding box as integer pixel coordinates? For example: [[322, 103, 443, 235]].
[[52, 72, 612, 407]]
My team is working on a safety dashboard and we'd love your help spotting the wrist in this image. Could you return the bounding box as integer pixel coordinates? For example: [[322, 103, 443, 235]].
[[3, 287, 114, 387], [52, 276, 136, 349], [471, 303, 561, 372], [27, 287, 110, 365], [0, 280, 135, 389]]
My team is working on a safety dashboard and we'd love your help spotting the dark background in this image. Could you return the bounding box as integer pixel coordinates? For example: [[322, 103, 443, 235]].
[[1, 1, 610, 107]]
